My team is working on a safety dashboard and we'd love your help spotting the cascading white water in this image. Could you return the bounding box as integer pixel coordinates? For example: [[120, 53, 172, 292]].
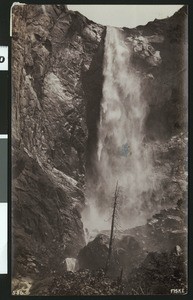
[[83, 27, 159, 235], [65, 258, 77, 272]]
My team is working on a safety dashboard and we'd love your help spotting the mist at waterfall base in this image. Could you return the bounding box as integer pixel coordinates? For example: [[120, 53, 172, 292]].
[[83, 27, 161, 238]]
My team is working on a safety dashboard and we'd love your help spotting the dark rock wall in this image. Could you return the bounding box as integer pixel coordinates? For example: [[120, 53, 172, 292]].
[[136, 6, 188, 140], [141, 6, 188, 209], [12, 4, 104, 277], [83, 29, 106, 178]]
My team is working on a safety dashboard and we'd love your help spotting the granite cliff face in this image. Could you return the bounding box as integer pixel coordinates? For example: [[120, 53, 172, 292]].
[[12, 4, 187, 294], [12, 4, 104, 279]]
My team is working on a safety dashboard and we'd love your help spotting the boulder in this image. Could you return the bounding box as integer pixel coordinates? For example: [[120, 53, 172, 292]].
[[78, 234, 109, 270]]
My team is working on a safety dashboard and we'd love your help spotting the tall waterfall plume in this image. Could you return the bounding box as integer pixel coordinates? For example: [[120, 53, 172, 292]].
[[84, 27, 159, 233]]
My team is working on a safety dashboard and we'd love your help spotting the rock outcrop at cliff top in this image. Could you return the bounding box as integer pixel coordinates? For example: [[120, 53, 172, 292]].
[[12, 3, 187, 287], [12, 4, 104, 278]]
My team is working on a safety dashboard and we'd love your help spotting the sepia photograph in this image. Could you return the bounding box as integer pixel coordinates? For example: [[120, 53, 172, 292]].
[[11, 4, 188, 296]]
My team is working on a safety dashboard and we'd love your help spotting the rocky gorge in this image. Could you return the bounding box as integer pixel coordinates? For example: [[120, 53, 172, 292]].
[[12, 4, 188, 295]]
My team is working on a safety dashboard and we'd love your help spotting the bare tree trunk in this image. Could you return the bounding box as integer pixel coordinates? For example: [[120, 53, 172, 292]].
[[105, 181, 119, 274]]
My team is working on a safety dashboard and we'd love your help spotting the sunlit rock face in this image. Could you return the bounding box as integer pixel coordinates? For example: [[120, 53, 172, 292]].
[[125, 35, 162, 66]]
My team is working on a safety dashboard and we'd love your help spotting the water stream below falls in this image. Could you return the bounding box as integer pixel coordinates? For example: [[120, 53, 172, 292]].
[[83, 26, 159, 238], [65, 258, 77, 272]]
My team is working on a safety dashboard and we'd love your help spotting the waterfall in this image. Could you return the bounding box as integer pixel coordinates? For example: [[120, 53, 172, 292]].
[[84, 227, 90, 244], [65, 258, 77, 272], [83, 26, 159, 233]]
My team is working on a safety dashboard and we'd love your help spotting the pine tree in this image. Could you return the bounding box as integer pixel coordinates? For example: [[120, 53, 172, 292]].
[[105, 181, 120, 274]]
